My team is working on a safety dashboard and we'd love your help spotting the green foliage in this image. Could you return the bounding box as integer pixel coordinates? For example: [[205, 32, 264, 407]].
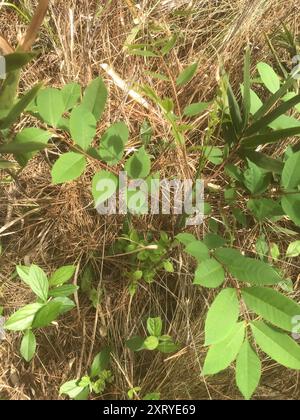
[[126, 317, 178, 354], [4, 264, 77, 361], [60, 348, 112, 400]]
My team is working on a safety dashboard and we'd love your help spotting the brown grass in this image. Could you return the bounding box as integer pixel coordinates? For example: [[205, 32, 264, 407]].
[[0, 0, 300, 400]]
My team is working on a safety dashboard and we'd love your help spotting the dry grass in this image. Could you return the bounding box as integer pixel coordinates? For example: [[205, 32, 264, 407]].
[[0, 0, 300, 400]]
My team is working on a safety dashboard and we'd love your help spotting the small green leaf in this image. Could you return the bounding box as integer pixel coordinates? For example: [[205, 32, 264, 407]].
[[20, 330, 36, 362], [242, 287, 300, 332], [51, 152, 86, 185], [49, 265, 76, 287], [286, 241, 300, 258], [62, 83, 81, 110], [144, 336, 159, 350], [4, 303, 43, 331], [32, 301, 64, 328], [27, 265, 49, 302], [257, 62, 280, 94], [90, 348, 110, 378], [48, 285, 78, 298], [251, 321, 300, 369], [37, 88, 65, 127], [92, 170, 118, 207], [12, 127, 52, 167], [203, 146, 223, 165], [59, 380, 89, 400], [183, 102, 209, 117], [126, 336, 145, 352], [281, 193, 300, 226], [204, 288, 239, 345], [193, 258, 225, 288], [243, 160, 271, 194], [236, 339, 261, 400], [70, 105, 97, 150], [157, 340, 178, 354], [203, 322, 245, 375], [185, 240, 210, 262], [147, 317, 162, 337], [176, 62, 198, 86], [99, 122, 129, 165], [82, 77, 107, 121], [175, 233, 196, 246], [125, 147, 151, 179], [282, 151, 300, 190]]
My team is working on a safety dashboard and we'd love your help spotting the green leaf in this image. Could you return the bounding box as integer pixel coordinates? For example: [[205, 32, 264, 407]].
[[251, 321, 300, 369], [204, 288, 239, 345], [257, 62, 280, 93], [59, 380, 89, 400], [0, 159, 16, 169], [143, 392, 160, 400], [193, 258, 225, 288], [247, 198, 283, 221], [4, 52, 36, 73], [28, 264, 49, 302], [227, 84, 243, 134], [125, 146, 151, 179], [203, 234, 226, 249], [20, 330, 36, 362], [16, 265, 31, 286], [147, 317, 162, 337], [12, 127, 52, 167], [175, 233, 196, 246], [37, 88, 65, 127], [242, 287, 300, 332], [51, 152, 86, 185], [243, 47, 251, 126], [144, 336, 159, 350], [241, 126, 300, 149], [90, 348, 110, 378], [157, 340, 179, 354], [51, 297, 75, 314], [241, 150, 284, 174], [185, 240, 210, 262], [70, 105, 97, 150], [99, 122, 129, 165], [215, 248, 282, 285], [32, 300, 64, 328], [176, 62, 198, 86], [282, 151, 300, 190], [126, 336, 145, 352], [4, 303, 43, 331], [0, 83, 42, 129], [49, 265, 76, 287], [82, 77, 107, 121], [286, 241, 300, 258], [183, 102, 209, 117], [243, 160, 271, 194], [203, 146, 223, 165], [0, 141, 47, 155], [62, 82, 81, 110], [92, 170, 118, 207], [48, 285, 78, 298], [281, 193, 300, 226], [236, 339, 261, 400], [203, 322, 245, 375]]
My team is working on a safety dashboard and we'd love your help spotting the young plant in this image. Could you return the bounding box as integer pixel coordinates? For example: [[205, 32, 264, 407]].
[[126, 317, 179, 353], [114, 230, 174, 296], [177, 231, 300, 400], [60, 348, 112, 400], [4, 264, 77, 362]]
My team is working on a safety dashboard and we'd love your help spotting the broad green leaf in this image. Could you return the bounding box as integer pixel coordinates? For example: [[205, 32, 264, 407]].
[[49, 265, 76, 287], [286, 241, 300, 258], [126, 336, 145, 352], [90, 347, 110, 378], [203, 146, 223, 165], [37, 88, 65, 127], [175, 233, 196, 246], [59, 380, 89, 400], [32, 300, 63, 328], [82, 77, 107, 121], [241, 150, 284, 174], [251, 321, 300, 369], [281, 193, 300, 226], [176, 62, 198, 86], [147, 317, 162, 337], [204, 288, 239, 345], [282, 151, 300, 190], [236, 339, 261, 400], [52, 297, 75, 315], [92, 170, 118, 207], [185, 240, 210, 262], [28, 264, 49, 302], [257, 62, 280, 93], [16, 265, 31, 286], [203, 322, 245, 375], [13, 127, 52, 166], [51, 152, 86, 185], [0, 141, 47, 154], [99, 122, 129, 165], [157, 340, 179, 354], [4, 303, 43, 331], [243, 160, 271, 194], [62, 83, 81, 110], [48, 285, 78, 298], [20, 330, 36, 362], [203, 233, 226, 249], [193, 258, 225, 288], [242, 287, 300, 332], [70, 105, 97, 150], [125, 146, 151, 179], [183, 102, 209, 117], [247, 198, 283, 221], [215, 248, 282, 285], [144, 336, 159, 350]]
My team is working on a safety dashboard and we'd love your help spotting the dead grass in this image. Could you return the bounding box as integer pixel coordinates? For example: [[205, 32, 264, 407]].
[[0, 0, 300, 400]]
